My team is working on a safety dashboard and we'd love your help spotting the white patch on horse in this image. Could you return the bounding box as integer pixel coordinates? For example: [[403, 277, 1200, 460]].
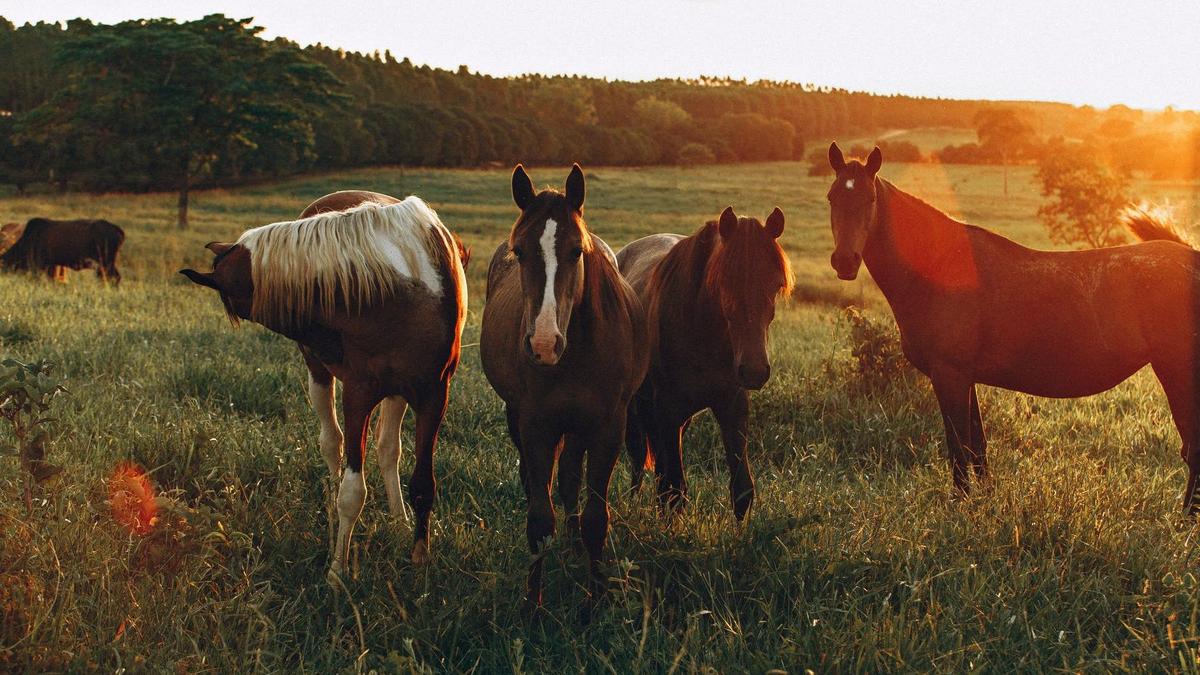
[[372, 225, 442, 295], [332, 467, 367, 576], [308, 374, 343, 477], [846, 179, 855, 190], [531, 219, 560, 360]]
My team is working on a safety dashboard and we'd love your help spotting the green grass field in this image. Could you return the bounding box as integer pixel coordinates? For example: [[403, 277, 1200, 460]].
[[4, 151, 1200, 672]]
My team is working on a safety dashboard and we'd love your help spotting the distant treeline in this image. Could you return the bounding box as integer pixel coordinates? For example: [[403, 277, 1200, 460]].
[[0, 14, 1195, 201]]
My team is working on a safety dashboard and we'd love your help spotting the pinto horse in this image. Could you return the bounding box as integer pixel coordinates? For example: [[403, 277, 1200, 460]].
[[480, 164, 646, 610], [618, 207, 793, 519], [826, 142, 1200, 511], [181, 191, 469, 579]]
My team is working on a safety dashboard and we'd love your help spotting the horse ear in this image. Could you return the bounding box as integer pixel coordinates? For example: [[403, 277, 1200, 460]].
[[866, 146, 883, 174], [565, 163, 585, 213], [512, 164, 535, 210], [718, 206, 737, 239], [179, 268, 221, 291], [828, 142, 846, 173], [205, 241, 234, 255], [765, 207, 785, 239]]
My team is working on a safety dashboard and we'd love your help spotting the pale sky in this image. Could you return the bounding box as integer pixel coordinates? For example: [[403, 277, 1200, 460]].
[[4, 0, 1199, 110]]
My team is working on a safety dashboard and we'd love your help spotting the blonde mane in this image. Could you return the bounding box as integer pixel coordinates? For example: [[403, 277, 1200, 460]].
[[237, 196, 460, 328]]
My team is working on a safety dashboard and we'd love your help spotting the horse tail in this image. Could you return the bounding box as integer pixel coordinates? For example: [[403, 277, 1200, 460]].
[[1124, 204, 1193, 248]]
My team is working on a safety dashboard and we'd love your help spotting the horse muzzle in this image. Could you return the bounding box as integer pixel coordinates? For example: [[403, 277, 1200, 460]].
[[525, 332, 565, 366], [830, 251, 862, 281], [737, 363, 771, 391]]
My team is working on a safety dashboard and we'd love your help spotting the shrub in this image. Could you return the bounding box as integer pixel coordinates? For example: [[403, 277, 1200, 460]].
[[842, 308, 911, 387], [0, 358, 66, 510], [1037, 144, 1130, 248], [676, 142, 716, 166]]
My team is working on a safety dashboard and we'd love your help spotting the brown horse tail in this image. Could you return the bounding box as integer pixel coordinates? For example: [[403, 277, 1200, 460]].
[[1124, 205, 1194, 248]]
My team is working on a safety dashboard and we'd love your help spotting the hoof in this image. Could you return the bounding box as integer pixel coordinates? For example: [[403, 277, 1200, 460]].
[[411, 540, 430, 565]]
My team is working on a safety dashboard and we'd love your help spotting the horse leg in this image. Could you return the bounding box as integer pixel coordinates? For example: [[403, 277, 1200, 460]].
[[579, 419, 623, 619], [518, 421, 560, 609], [329, 382, 381, 582], [408, 381, 447, 564], [713, 389, 754, 522], [624, 395, 650, 496], [968, 385, 989, 484], [1150, 362, 1200, 514], [374, 396, 408, 518], [651, 410, 687, 515], [304, 353, 343, 554], [930, 372, 974, 496], [558, 434, 585, 542]]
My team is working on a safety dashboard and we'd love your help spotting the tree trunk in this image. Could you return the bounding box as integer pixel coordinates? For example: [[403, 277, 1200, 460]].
[[177, 165, 190, 230]]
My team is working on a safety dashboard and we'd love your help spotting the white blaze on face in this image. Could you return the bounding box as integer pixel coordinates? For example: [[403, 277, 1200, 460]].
[[531, 218, 561, 363]]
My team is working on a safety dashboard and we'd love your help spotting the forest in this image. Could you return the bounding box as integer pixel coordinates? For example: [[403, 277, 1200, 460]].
[[1, 13, 1197, 205]]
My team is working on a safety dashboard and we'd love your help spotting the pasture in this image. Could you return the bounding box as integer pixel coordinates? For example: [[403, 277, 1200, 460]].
[[4, 153, 1200, 672]]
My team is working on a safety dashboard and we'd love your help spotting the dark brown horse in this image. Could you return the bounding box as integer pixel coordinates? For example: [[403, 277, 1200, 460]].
[[618, 207, 793, 519], [480, 164, 647, 611], [1, 218, 125, 284], [181, 191, 469, 580], [826, 142, 1200, 511]]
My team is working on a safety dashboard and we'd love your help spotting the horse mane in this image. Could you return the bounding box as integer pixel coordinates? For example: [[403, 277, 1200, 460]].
[[1124, 204, 1194, 247], [237, 196, 457, 328]]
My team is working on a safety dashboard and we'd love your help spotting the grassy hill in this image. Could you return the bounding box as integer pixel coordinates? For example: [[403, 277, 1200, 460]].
[[3, 151, 1200, 671]]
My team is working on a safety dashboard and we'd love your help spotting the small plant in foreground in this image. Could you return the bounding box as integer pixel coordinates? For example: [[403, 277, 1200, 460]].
[[0, 357, 67, 510], [842, 307, 911, 387]]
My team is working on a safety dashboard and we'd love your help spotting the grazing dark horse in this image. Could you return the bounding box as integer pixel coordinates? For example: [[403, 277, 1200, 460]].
[[826, 142, 1200, 512], [480, 164, 647, 611], [181, 191, 469, 579], [617, 207, 793, 519], [1, 218, 124, 284]]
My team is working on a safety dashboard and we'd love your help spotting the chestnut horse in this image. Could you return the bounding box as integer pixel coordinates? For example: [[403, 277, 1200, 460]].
[[181, 191, 469, 580], [618, 207, 793, 519], [826, 142, 1200, 511], [480, 164, 646, 611]]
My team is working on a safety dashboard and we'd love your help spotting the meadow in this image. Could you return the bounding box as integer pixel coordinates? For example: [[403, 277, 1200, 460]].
[[4, 147, 1200, 672]]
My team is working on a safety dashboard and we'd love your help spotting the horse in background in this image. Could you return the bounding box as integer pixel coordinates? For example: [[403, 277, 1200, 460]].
[[480, 164, 647, 613], [181, 191, 469, 580], [826, 142, 1200, 512], [618, 207, 792, 519], [1, 218, 124, 284]]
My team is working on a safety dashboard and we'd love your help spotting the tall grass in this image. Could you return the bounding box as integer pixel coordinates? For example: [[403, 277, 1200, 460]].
[[2, 157, 1200, 671]]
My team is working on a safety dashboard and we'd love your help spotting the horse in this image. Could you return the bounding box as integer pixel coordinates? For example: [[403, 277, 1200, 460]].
[[617, 206, 793, 519], [479, 164, 647, 612], [1, 218, 125, 284], [825, 142, 1200, 512], [180, 191, 469, 580]]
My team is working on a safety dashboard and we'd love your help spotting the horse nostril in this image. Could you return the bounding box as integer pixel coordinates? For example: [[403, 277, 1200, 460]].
[[738, 365, 771, 390]]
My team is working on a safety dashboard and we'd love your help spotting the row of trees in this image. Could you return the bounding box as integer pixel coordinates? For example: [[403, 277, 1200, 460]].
[[0, 14, 1183, 227]]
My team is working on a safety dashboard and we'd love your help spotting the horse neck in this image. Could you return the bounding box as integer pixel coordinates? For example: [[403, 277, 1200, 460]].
[[864, 179, 973, 307]]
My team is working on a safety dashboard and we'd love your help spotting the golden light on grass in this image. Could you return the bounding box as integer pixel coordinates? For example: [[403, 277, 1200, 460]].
[[107, 463, 158, 535]]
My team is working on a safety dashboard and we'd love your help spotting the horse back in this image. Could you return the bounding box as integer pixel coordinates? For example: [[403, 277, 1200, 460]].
[[616, 233, 684, 298]]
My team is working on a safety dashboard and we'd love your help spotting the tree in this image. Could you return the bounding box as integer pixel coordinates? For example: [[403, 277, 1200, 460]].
[[676, 142, 716, 166], [974, 108, 1035, 195], [25, 15, 343, 227], [1036, 143, 1130, 249]]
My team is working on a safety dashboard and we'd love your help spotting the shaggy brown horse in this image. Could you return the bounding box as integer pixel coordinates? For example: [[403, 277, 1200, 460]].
[[618, 207, 792, 519], [181, 191, 469, 580], [480, 164, 646, 611], [1, 218, 125, 284], [826, 142, 1200, 511]]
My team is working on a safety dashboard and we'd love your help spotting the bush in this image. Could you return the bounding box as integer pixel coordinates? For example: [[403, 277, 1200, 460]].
[[676, 142, 716, 166], [842, 308, 911, 388]]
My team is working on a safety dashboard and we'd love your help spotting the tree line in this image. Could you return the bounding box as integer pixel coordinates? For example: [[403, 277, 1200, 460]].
[[0, 14, 1176, 227]]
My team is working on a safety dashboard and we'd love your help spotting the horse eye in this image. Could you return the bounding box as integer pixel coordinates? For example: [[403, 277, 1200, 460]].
[[570, 247, 583, 260], [511, 246, 524, 260]]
